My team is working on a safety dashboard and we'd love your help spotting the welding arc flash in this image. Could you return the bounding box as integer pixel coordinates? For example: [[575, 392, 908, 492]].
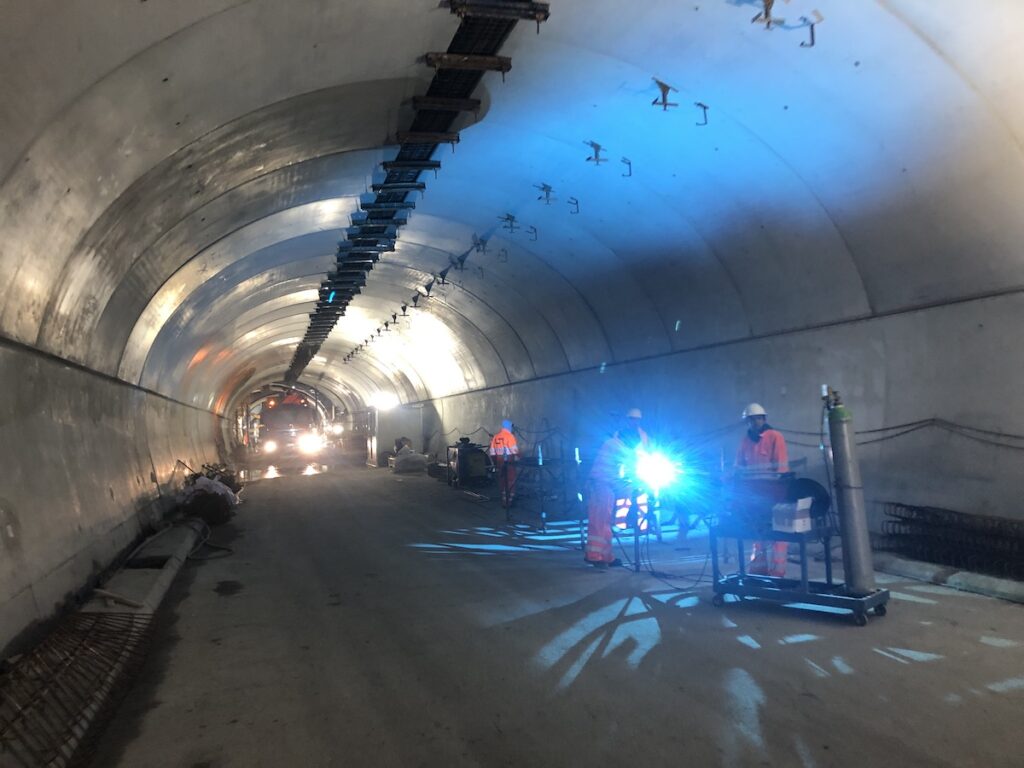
[[635, 449, 680, 492]]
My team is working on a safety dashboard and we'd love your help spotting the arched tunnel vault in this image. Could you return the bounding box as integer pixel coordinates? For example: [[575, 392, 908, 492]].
[[3, 0, 1024, 652]]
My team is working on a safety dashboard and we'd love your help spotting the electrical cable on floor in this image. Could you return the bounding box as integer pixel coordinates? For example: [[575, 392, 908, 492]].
[[611, 526, 637, 570], [642, 512, 715, 589], [609, 512, 714, 590], [178, 518, 235, 561]]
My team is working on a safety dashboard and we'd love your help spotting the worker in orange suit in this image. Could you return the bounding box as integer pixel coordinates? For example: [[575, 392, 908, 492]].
[[489, 420, 519, 505], [585, 408, 648, 569], [735, 403, 790, 576]]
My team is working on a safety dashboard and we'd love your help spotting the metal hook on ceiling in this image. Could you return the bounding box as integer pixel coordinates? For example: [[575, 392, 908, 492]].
[[621, 157, 632, 177], [695, 102, 709, 126], [800, 12, 824, 47], [568, 196, 580, 215]]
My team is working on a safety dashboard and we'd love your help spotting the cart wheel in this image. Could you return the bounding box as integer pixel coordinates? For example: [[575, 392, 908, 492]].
[[853, 612, 868, 627], [873, 604, 887, 617], [712, 594, 725, 608]]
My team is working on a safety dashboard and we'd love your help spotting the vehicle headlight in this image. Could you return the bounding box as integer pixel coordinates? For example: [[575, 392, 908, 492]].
[[263, 439, 278, 453], [298, 432, 324, 454]]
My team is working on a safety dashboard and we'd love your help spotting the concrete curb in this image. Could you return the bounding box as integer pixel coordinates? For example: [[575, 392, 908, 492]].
[[874, 552, 1024, 604], [81, 521, 201, 615]]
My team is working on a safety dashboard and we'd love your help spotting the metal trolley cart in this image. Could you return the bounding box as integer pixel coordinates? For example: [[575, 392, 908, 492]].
[[709, 522, 889, 626]]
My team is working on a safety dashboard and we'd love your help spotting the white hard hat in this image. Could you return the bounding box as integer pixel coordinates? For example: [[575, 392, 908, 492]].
[[743, 403, 767, 419], [626, 408, 643, 419]]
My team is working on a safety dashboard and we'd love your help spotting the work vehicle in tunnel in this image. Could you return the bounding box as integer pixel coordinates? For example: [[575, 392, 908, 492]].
[[257, 401, 325, 463]]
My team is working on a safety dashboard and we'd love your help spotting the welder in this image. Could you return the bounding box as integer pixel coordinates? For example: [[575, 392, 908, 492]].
[[488, 420, 519, 505], [584, 408, 648, 568], [735, 403, 790, 576]]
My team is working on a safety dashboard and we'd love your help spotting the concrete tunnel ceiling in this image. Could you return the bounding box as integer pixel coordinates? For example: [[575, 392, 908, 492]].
[[2, 0, 1024, 418]]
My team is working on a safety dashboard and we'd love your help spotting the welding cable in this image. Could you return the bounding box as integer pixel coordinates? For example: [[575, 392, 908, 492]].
[[618, 506, 714, 587], [610, 526, 638, 570], [180, 518, 235, 560], [647, 553, 713, 591], [935, 419, 1024, 440], [641, 512, 715, 588], [513, 425, 562, 436], [855, 423, 934, 445], [935, 424, 1024, 451], [853, 418, 934, 435], [786, 438, 826, 449]]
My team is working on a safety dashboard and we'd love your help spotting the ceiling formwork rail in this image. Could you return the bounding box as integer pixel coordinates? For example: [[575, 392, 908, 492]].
[[284, 1, 549, 382]]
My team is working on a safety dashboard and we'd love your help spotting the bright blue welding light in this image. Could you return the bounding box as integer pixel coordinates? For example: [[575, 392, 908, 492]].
[[327, 290, 336, 303], [635, 448, 681, 493]]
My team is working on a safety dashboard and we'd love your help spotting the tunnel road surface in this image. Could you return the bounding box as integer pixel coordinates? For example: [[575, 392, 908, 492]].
[[93, 466, 1024, 767]]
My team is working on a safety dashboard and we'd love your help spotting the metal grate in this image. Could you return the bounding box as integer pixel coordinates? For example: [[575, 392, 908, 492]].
[[0, 613, 154, 768], [285, 3, 548, 381], [878, 502, 1024, 580]]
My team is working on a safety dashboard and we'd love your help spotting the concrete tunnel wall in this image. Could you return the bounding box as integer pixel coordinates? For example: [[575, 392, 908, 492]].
[[2, 0, 1024, 651], [0, 339, 221, 654], [425, 289, 1024, 523]]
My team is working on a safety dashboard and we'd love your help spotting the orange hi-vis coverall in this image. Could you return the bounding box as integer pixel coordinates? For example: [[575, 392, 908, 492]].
[[585, 436, 630, 564], [585, 426, 651, 564], [736, 427, 790, 576], [736, 429, 788, 474], [488, 428, 519, 503]]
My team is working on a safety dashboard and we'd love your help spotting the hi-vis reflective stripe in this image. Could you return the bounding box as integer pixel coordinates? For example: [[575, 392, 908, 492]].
[[488, 445, 519, 456], [488, 431, 518, 456], [614, 495, 650, 530]]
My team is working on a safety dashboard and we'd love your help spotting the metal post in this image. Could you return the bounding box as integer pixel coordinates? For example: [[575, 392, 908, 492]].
[[827, 396, 877, 596], [632, 488, 641, 573]]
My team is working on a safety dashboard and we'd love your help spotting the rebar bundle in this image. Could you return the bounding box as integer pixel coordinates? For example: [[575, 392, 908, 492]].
[[879, 502, 1024, 580], [0, 612, 153, 768]]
